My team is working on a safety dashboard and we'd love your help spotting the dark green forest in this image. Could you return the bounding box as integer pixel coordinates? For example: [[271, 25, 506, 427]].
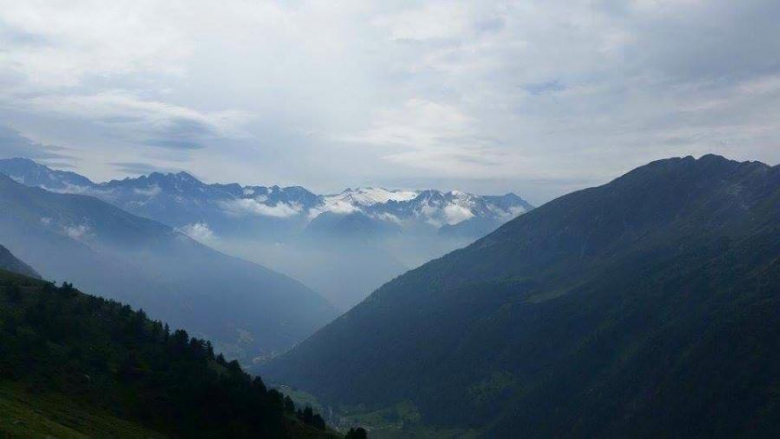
[[0, 268, 337, 438]]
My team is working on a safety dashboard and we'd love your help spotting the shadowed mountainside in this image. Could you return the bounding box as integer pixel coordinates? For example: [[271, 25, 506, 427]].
[[264, 155, 780, 437]]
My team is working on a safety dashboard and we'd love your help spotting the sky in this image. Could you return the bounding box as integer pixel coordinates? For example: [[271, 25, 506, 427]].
[[0, 0, 779, 204]]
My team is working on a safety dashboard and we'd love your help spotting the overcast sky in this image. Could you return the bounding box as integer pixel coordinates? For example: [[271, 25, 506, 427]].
[[1, 0, 778, 204]]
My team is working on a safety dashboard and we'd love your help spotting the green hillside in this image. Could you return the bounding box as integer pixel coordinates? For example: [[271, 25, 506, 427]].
[[0, 382, 163, 438], [264, 155, 780, 437], [0, 269, 336, 438]]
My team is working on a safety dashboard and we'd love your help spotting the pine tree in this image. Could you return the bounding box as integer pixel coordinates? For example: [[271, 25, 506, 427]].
[[7, 283, 22, 302], [346, 427, 368, 439], [312, 414, 326, 430], [284, 395, 295, 413], [303, 406, 314, 424]]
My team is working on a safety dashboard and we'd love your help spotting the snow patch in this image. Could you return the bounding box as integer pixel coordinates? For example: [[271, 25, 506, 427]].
[[325, 187, 419, 207]]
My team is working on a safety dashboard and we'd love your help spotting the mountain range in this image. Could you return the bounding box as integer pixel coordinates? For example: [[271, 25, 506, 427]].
[[263, 155, 780, 437], [0, 158, 532, 240], [0, 158, 533, 309], [0, 173, 337, 362]]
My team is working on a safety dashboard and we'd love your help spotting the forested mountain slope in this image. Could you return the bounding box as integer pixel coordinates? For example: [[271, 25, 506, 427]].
[[264, 155, 780, 437], [0, 269, 336, 438]]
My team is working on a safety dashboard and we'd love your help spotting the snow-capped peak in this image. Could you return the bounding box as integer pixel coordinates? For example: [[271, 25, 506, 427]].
[[0, 159, 534, 233], [325, 187, 420, 207]]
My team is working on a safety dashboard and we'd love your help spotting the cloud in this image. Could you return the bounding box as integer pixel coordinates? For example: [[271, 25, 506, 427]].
[[26, 91, 251, 150], [111, 162, 182, 176], [442, 203, 475, 225], [311, 198, 362, 218], [0, 1, 191, 89], [342, 98, 507, 177], [177, 222, 216, 243], [133, 185, 162, 197], [0, 125, 72, 161], [524, 80, 566, 96], [0, 0, 779, 202], [371, 4, 471, 42], [64, 224, 91, 240], [219, 199, 303, 219]]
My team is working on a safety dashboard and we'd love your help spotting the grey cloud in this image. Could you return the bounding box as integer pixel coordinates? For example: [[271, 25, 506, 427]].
[[524, 80, 566, 96], [0, 1, 778, 203], [142, 139, 204, 150], [0, 21, 50, 46], [621, 0, 780, 84], [140, 117, 215, 150], [0, 125, 72, 161], [111, 162, 182, 176], [474, 16, 505, 34]]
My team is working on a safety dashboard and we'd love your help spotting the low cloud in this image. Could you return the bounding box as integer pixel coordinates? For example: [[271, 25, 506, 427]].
[[442, 203, 475, 225], [309, 198, 362, 219], [133, 185, 162, 197], [220, 199, 303, 219], [177, 222, 216, 243], [111, 162, 182, 176], [64, 224, 91, 240]]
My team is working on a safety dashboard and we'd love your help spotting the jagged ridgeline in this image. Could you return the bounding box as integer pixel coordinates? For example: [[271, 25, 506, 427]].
[[0, 269, 337, 438]]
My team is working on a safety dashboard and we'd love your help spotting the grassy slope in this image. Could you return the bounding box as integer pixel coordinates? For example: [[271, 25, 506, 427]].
[[0, 383, 163, 438]]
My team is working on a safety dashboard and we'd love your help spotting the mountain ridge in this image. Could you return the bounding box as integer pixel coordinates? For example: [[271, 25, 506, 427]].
[[262, 154, 780, 437], [0, 172, 338, 360], [0, 244, 40, 279], [0, 158, 536, 309], [0, 158, 533, 236], [0, 270, 335, 438]]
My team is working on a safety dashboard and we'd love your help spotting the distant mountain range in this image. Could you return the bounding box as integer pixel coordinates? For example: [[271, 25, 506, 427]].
[[0, 158, 533, 240], [0, 173, 338, 361], [0, 158, 534, 310], [263, 155, 780, 437]]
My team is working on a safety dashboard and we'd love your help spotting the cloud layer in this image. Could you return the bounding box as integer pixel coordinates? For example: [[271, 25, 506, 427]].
[[1, 0, 779, 203]]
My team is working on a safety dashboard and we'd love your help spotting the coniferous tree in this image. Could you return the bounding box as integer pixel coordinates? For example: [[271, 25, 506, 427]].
[[346, 427, 368, 439], [7, 283, 22, 302], [0, 275, 302, 437], [303, 406, 314, 424], [312, 414, 326, 430], [284, 395, 295, 413]]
